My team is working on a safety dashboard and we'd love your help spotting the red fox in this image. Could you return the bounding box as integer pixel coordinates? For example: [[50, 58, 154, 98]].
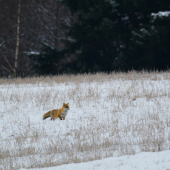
[[43, 103, 69, 120]]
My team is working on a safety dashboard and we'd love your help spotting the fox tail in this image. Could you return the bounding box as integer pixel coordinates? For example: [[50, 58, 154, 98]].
[[43, 111, 51, 120]]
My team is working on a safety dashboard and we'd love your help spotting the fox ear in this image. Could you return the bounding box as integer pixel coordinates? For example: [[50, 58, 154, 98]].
[[67, 102, 69, 105], [63, 103, 65, 106]]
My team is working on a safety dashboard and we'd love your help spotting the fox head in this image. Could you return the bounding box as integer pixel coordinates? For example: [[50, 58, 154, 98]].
[[63, 103, 69, 110]]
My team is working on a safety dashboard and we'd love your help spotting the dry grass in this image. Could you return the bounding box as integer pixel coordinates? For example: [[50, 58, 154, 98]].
[[0, 70, 170, 85], [0, 71, 170, 170]]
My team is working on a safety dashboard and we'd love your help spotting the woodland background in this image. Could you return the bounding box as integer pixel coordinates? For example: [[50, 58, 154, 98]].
[[0, 0, 170, 77]]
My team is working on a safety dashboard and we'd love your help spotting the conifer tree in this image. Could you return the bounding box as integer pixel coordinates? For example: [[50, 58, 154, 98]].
[[63, 0, 170, 72]]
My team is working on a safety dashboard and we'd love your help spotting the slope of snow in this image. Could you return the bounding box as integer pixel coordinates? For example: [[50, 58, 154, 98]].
[[20, 150, 170, 170]]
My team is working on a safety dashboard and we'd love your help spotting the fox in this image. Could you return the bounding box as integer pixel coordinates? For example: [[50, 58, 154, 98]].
[[43, 103, 69, 121]]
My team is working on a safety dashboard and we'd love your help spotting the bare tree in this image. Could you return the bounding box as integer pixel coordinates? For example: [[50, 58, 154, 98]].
[[0, 0, 17, 76], [0, 0, 72, 76], [0, 0, 21, 77], [14, 0, 21, 76], [28, 0, 71, 49]]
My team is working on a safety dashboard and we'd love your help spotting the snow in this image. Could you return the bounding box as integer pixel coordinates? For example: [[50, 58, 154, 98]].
[[24, 51, 40, 55], [20, 150, 170, 170], [0, 73, 170, 169], [152, 11, 170, 18]]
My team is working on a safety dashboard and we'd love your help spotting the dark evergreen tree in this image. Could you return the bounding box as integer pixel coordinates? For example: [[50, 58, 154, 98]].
[[63, 0, 122, 72], [29, 44, 65, 75], [29, 0, 170, 75], [128, 14, 170, 70], [62, 0, 170, 72]]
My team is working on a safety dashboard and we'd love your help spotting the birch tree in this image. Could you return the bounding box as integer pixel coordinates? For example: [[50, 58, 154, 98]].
[[14, 0, 21, 76], [0, 0, 18, 76], [0, 0, 71, 76]]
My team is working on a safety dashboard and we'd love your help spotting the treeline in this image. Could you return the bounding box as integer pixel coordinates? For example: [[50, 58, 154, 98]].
[[0, 0, 170, 76]]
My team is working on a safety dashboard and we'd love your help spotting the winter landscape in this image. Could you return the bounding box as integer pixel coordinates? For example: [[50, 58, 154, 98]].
[[0, 72, 170, 170]]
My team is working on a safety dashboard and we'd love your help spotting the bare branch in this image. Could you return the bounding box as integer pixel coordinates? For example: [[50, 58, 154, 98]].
[[1, 65, 12, 74], [0, 41, 5, 47], [0, 49, 15, 73]]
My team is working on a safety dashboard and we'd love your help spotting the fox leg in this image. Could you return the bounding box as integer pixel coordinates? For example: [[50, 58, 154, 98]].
[[51, 114, 54, 120], [63, 117, 65, 120], [59, 116, 62, 120], [51, 117, 54, 120]]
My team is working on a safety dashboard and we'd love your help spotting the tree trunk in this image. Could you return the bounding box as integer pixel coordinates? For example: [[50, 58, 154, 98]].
[[14, 0, 21, 76]]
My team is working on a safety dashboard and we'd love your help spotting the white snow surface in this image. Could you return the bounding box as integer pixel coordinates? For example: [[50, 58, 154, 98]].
[[0, 73, 170, 169], [20, 150, 170, 170]]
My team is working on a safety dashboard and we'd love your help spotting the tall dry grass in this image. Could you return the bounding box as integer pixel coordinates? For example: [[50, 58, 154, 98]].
[[0, 71, 170, 170]]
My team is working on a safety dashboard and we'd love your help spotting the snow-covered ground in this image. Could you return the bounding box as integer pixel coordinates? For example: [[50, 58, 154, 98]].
[[0, 73, 170, 170], [21, 150, 170, 170]]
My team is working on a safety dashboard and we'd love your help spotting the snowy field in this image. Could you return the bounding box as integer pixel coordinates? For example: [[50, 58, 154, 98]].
[[21, 150, 170, 170], [0, 72, 170, 170]]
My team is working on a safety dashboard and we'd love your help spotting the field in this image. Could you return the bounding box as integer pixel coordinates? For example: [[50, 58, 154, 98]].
[[0, 72, 170, 170]]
